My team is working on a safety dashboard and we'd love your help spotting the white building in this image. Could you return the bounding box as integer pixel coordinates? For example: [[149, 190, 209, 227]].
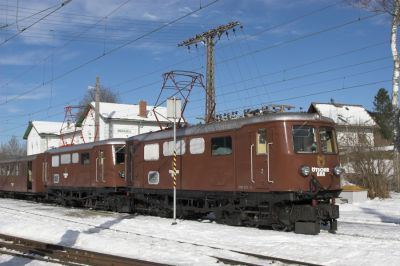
[[23, 101, 170, 155], [76, 100, 169, 142], [308, 102, 377, 151], [23, 121, 81, 155]]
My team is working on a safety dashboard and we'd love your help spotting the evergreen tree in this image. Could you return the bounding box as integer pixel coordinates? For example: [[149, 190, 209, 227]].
[[373, 88, 394, 140]]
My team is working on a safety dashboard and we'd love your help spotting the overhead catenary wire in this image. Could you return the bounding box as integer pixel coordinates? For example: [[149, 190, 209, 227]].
[[0, 0, 72, 47], [0, 0, 132, 94], [0, 1, 337, 99], [0, 0, 220, 106]]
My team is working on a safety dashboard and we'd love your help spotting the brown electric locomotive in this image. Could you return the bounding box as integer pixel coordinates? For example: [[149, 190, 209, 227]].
[[126, 112, 342, 234], [44, 139, 127, 209]]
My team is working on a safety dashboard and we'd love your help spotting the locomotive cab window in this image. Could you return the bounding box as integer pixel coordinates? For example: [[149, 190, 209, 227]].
[[81, 153, 90, 165], [292, 125, 317, 153], [319, 127, 338, 154], [211, 136, 232, 156], [256, 129, 267, 155], [114, 145, 125, 164]]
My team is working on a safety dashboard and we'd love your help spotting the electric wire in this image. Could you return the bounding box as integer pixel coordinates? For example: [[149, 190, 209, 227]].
[[0, 0, 220, 106], [0, 0, 72, 47]]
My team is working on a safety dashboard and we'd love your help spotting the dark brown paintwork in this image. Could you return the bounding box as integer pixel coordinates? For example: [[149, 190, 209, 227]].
[[0, 154, 45, 193], [45, 139, 126, 189], [126, 113, 341, 193]]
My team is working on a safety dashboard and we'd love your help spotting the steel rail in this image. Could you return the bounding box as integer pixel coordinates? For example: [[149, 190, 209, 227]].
[[0, 233, 167, 266]]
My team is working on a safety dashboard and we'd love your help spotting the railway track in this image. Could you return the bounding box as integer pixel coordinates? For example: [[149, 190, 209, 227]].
[[0, 232, 322, 266], [0, 233, 167, 266], [213, 250, 323, 266], [0, 205, 327, 265]]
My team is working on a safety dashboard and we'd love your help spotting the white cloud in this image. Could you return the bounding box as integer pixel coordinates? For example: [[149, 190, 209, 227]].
[[142, 12, 159, 21], [0, 51, 44, 66]]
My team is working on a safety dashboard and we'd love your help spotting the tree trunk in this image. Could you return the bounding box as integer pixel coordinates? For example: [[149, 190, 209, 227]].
[[391, 0, 400, 191]]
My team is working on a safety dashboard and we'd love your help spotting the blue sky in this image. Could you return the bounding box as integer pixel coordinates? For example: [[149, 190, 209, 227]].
[[0, 0, 393, 143]]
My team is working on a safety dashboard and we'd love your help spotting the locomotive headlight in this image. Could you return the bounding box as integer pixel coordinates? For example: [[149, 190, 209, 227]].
[[299, 165, 311, 177], [333, 166, 344, 176]]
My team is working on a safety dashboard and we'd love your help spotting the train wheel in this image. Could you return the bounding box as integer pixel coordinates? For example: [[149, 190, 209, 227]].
[[223, 211, 243, 226]]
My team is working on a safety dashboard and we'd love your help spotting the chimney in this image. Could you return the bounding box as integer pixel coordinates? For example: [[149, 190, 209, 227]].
[[138, 100, 147, 118]]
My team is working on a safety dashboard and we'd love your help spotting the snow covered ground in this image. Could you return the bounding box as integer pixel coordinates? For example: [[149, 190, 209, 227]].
[[0, 194, 399, 266]]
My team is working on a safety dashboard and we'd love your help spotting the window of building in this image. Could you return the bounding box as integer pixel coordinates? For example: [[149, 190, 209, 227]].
[[114, 145, 125, 164], [81, 153, 90, 165], [163, 140, 185, 156], [72, 153, 79, 164], [211, 136, 232, 156], [256, 129, 267, 155], [148, 171, 159, 185], [190, 138, 205, 154], [319, 127, 338, 154], [144, 143, 159, 161], [61, 154, 71, 165], [53, 173, 60, 183], [292, 125, 317, 153], [52, 155, 60, 167]]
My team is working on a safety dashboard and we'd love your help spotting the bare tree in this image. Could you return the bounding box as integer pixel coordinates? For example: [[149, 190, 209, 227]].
[[348, 0, 400, 190], [341, 126, 392, 198], [0, 136, 27, 160], [78, 86, 119, 116]]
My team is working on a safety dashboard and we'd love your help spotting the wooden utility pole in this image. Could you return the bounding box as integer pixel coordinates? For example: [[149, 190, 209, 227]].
[[178, 21, 240, 123], [94, 76, 100, 142]]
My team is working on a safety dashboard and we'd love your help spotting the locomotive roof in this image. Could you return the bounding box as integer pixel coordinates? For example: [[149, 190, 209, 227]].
[[46, 138, 126, 154], [128, 112, 334, 142]]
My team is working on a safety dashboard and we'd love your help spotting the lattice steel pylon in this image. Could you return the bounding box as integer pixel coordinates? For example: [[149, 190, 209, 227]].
[[153, 70, 205, 130], [60, 105, 84, 146], [178, 21, 241, 123]]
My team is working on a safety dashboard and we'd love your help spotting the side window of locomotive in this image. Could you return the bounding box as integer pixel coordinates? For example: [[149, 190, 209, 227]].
[[292, 125, 317, 153], [148, 171, 160, 185], [81, 153, 90, 165], [114, 145, 125, 165], [52, 155, 60, 167], [319, 127, 337, 154], [53, 173, 60, 184], [190, 138, 205, 154], [144, 143, 159, 161], [256, 129, 267, 155], [72, 153, 79, 164], [61, 154, 71, 165], [163, 140, 186, 156], [211, 136, 232, 156]]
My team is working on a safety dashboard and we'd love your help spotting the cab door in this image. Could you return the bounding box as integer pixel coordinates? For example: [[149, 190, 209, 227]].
[[252, 128, 274, 189], [96, 149, 105, 183]]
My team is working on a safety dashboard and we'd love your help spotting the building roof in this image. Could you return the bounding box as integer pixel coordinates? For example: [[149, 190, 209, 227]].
[[77, 102, 169, 126], [308, 103, 376, 127], [23, 121, 63, 139], [23, 121, 80, 140]]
